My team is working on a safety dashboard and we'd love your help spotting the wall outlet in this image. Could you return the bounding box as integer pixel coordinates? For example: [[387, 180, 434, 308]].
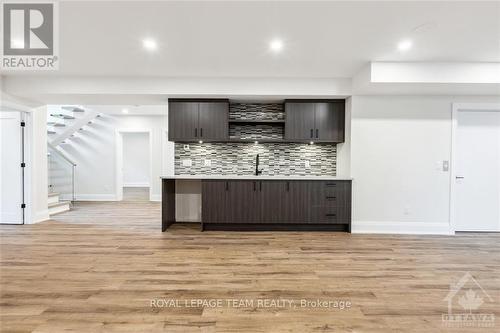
[[183, 144, 190, 151], [305, 160, 310, 168], [204, 159, 211, 167], [182, 159, 192, 167]]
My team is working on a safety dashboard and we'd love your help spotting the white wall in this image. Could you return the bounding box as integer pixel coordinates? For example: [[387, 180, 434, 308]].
[[28, 107, 49, 223], [58, 110, 173, 201], [350, 95, 500, 234], [122, 132, 150, 187]]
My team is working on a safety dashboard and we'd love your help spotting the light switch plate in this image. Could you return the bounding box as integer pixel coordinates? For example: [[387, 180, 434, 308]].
[[204, 159, 211, 167], [182, 159, 192, 167]]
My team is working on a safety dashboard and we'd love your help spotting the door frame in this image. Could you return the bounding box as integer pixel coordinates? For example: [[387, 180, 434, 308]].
[[115, 129, 153, 201], [449, 103, 500, 233]]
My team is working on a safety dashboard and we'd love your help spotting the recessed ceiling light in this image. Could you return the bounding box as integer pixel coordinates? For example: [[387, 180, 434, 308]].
[[122, 108, 129, 114], [269, 39, 284, 53], [397, 39, 413, 52], [142, 38, 158, 51]]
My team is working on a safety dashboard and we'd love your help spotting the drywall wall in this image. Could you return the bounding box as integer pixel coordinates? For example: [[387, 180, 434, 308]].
[[28, 106, 49, 223], [122, 132, 150, 187], [58, 111, 173, 201], [350, 95, 500, 234]]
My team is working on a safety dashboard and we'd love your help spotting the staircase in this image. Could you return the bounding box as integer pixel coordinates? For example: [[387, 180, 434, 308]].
[[47, 105, 102, 216], [48, 192, 71, 215]]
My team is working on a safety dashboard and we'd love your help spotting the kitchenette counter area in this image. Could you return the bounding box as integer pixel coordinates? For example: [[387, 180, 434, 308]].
[[161, 176, 352, 232]]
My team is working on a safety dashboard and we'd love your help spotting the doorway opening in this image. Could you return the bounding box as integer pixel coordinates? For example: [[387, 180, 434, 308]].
[[116, 131, 152, 202], [450, 103, 500, 233]]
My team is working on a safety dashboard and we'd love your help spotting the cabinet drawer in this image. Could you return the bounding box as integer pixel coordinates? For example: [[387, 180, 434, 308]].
[[310, 206, 348, 224]]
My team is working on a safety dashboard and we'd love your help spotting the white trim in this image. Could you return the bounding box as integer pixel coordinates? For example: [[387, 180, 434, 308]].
[[450, 103, 500, 234], [352, 221, 452, 235], [115, 129, 154, 201], [123, 182, 150, 187], [150, 194, 161, 202], [32, 209, 50, 224], [67, 194, 118, 201]]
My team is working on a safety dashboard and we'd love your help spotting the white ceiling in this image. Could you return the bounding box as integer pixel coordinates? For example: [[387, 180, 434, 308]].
[[5, 1, 500, 78]]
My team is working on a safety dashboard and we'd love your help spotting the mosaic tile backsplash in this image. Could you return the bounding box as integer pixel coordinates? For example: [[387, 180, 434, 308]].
[[175, 143, 336, 176], [229, 124, 284, 140], [229, 103, 284, 120]]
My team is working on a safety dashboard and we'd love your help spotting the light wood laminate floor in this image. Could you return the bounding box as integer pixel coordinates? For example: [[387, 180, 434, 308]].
[[1, 201, 499, 332]]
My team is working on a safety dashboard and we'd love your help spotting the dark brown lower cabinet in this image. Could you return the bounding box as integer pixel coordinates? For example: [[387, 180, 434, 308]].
[[202, 180, 351, 232]]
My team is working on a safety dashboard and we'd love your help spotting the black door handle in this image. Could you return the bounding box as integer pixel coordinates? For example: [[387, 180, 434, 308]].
[[286, 181, 290, 192], [316, 129, 319, 138], [195, 128, 198, 137], [225, 181, 229, 191], [200, 128, 203, 137], [310, 129, 313, 138], [325, 213, 336, 217], [326, 196, 336, 200]]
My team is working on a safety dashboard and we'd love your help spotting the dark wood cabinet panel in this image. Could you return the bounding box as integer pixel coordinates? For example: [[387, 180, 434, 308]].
[[284, 100, 345, 143], [168, 102, 199, 141], [285, 181, 311, 223], [198, 102, 229, 141], [226, 181, 261, 223], [284, 102, 316, 140], [202, 180, 227, 223], [199, 179, 351, 230], [260, 181, 289, 223], [168, 99, 229, 142], [315, 103, 344, 142]]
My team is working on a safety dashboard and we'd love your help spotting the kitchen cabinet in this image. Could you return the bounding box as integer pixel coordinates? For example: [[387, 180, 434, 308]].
[[199, 179, 351, 231], [284, 100, 345, 143], [168, 99, 229, 142]]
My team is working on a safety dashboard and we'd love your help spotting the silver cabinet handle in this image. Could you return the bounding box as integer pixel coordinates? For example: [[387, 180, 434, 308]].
[[456, 176, 465, 179]]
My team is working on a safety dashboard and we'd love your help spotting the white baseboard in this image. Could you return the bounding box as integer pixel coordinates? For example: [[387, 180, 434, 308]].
[[66, 194, 118, 201], [123, 183, 150, 187], [32, 209, 50, 224], [352, 221, 452, 235]]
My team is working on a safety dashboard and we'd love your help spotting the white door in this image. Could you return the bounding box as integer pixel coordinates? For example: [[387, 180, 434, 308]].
[[0, 112, 24, 224], [455, 110, 500, 231]]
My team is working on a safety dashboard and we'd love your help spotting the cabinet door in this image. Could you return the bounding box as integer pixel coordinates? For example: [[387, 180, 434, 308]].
[[168, 102, 199, 141], [198, 102, 229, 141], [314, 102, 345, 142], [284, 102, 316, 140], [226, 181, 261, 223], [202, 180, 227, 223], [260, 181, 288, 223], [285, 181, 311, 223]]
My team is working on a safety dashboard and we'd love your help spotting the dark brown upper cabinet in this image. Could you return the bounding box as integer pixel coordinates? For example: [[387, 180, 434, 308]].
[[168, 99, 229, 142], [284, 100, 345, 143]]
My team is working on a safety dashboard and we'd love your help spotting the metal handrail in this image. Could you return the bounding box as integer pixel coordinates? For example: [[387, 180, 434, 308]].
[[47, 143, 76, 203]]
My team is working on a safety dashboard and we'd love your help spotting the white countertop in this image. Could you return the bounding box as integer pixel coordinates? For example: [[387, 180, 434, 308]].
[[161, 175, 352, 180]]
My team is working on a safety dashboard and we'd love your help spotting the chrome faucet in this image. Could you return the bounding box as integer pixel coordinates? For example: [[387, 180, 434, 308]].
[[255, 154, 263, 176]]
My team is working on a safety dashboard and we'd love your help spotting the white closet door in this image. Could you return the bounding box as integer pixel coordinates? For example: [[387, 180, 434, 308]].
[[455, 110, 500, 231], [0, 112, 24, 224]]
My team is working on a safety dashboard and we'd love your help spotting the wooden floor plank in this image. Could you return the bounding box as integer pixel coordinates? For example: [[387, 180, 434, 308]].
[[1, 201, 499, 332]]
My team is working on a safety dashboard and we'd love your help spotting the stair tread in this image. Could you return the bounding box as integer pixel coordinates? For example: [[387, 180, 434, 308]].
[[48, 192, 59, 197], [48, 201, 71, 208]]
